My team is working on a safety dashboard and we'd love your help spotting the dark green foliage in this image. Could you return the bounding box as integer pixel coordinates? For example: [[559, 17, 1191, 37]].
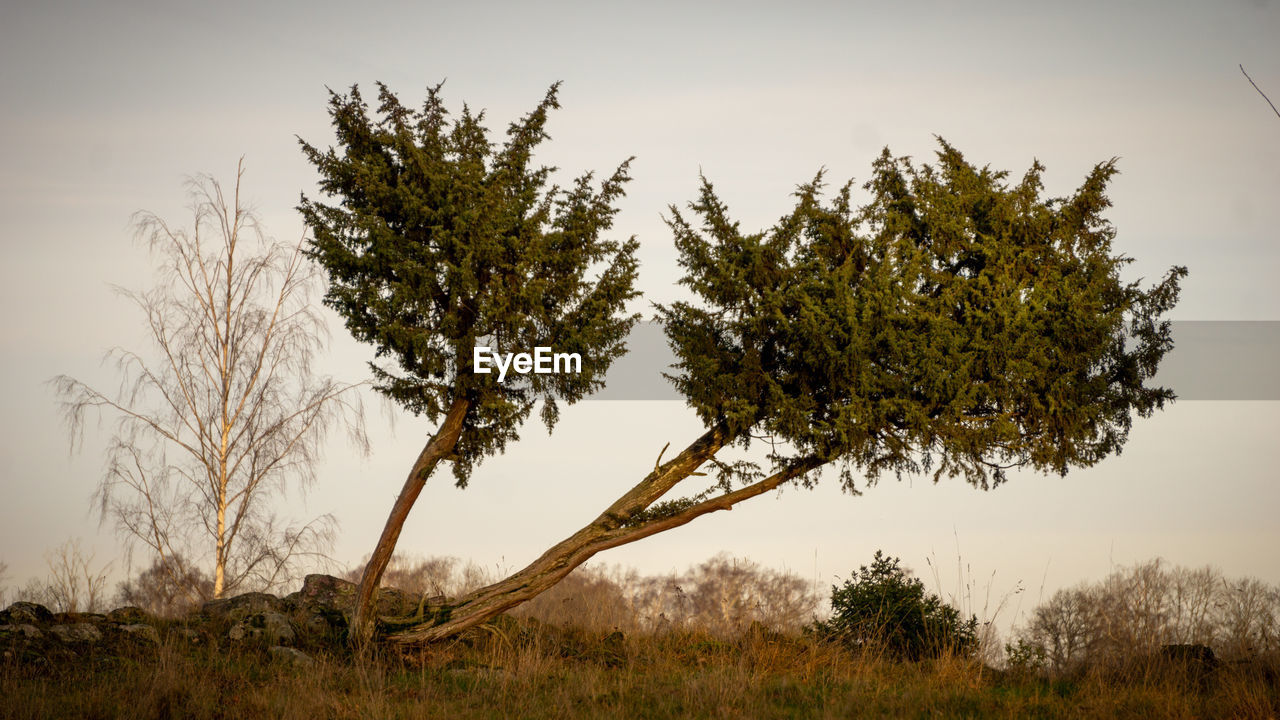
[[299, 82, 640, 484], [816, 551, 978, 660], [658, 139, 1186, 489]]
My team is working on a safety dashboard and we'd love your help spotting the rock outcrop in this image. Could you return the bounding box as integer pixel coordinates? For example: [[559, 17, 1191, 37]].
[[0, 574, 435, 661]]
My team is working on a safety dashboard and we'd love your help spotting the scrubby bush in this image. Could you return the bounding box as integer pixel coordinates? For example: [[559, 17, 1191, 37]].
[[814, 551, 978, 660], [12, 539, 113, 614], [115, 555, 213, 617], [1004, 637, 1048, 676]]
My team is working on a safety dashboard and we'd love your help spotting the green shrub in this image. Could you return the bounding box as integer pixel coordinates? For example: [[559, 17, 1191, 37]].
[[815, 551, 977, 660], [1004, 637, 1048, 676]]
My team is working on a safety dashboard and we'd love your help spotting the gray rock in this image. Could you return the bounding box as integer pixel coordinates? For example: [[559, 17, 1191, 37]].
[[284, 575, 357, 642], [298, 608, 338, 636], [4, 602, 54, 625], [0, 624, 43, 639], [268, 645, 315, 667], [287, 574, 357, 614], [262, 612, 296, 644], [229, 611, 295, 645], [107, 606, 150, 624], [202, 592, 283, 622], [120, 624, 161, 644], [50, 623, 103, 643], [375, 586, 421, 617], [285, 574, 423, 616]]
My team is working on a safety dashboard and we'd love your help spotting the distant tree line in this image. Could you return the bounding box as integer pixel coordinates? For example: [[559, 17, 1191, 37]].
[[1010, 559, 1280, 675]]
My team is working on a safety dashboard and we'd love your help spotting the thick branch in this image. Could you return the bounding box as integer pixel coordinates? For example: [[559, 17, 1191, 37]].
[[593, 455, 824, 552], [384, 429, 826, 646], [591, 421, 731, 528]]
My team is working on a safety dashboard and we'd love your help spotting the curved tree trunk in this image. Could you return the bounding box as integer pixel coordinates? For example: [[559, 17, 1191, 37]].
[[349, 396, 470, 649], [382, 422, 821, 645]]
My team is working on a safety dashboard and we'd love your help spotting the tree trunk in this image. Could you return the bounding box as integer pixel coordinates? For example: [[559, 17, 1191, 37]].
[[377, 424, 825, 646], [349, 395, 471, 649], [214, 504, 226, 598]]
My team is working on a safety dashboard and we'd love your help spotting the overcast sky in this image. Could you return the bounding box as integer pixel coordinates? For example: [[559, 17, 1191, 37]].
[[2, 0, 1277, 630]]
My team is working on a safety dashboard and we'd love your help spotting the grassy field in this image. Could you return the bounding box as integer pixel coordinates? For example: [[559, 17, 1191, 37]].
[[3, 619, 1277, 720]]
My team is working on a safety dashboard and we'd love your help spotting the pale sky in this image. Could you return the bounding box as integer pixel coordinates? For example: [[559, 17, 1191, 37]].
[[2, 0, 1277, 632]]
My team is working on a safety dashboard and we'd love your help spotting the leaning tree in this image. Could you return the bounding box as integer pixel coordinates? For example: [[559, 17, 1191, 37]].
[[303, 80, 1185, 646], [379, 140, 1185, 645], [299, 82, 641, 646]]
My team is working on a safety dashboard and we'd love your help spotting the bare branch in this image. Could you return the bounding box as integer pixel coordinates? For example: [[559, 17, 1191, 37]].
[[1241, 64, 1280, 120]]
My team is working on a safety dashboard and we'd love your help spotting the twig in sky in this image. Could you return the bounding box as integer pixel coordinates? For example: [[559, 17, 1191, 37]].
[[1240, 64, 1280, 120]]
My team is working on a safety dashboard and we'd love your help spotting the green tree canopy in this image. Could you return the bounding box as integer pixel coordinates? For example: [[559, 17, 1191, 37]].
[[299, 82, 640, 484], [658, 139, 1186, 490]]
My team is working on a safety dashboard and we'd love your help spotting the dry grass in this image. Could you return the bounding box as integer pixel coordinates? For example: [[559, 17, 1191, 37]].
[[3, 616, 1277, 720], [6, 554, 1277, 718]]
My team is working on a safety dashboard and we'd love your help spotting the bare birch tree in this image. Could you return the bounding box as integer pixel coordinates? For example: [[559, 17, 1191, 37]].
[[55, 160, 367, 600]]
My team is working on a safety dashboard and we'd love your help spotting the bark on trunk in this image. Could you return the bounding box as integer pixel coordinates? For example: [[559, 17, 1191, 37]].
[[384, 424, 822, 645], [349, 395, 471, 649], [214, 500, 226, 598]]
